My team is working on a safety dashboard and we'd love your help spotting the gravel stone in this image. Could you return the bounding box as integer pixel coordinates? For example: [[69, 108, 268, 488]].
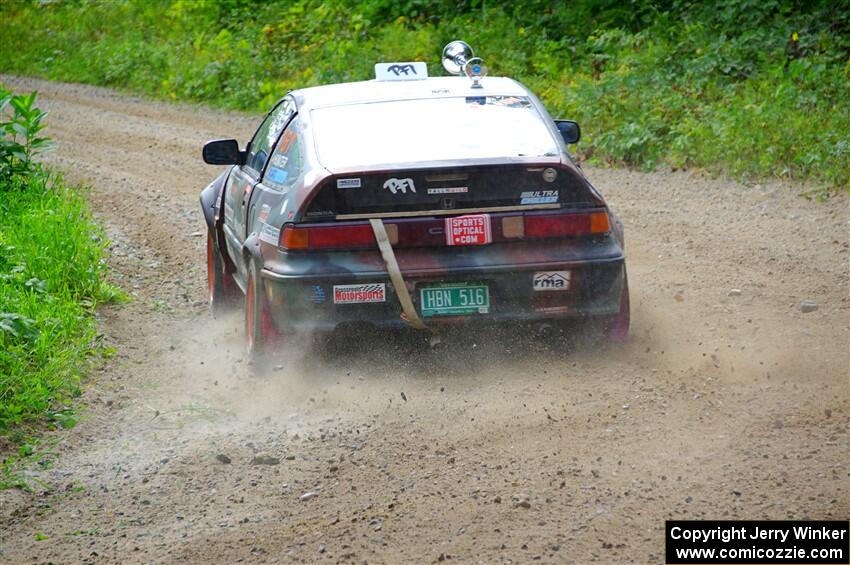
[[250, 455, 280, 466]]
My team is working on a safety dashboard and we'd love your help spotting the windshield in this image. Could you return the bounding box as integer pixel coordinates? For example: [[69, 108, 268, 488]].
[[311, 96, 560, 169]]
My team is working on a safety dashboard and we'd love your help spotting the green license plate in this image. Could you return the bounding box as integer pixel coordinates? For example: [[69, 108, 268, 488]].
[[419, 282, 490, 318]]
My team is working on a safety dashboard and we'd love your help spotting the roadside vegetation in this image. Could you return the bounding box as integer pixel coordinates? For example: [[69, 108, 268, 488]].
[[0, 0, 847, 190], [0, 86, 120, 448]]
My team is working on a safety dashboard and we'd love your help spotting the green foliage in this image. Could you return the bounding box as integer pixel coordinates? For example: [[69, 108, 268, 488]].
[[0, 88, 54, 179], [0, 0, 846, 189], [0, 87, 121, 440]]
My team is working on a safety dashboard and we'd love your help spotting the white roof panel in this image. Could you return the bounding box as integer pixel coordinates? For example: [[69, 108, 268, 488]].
[[291, 76, 529, 110]]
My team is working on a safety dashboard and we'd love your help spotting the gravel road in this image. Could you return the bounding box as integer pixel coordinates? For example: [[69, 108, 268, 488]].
[[0, 76, 847, 564]]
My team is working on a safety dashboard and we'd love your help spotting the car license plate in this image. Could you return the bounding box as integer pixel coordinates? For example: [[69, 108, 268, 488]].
[[420, 282, 490, 318], [445, 214, 491, 246]]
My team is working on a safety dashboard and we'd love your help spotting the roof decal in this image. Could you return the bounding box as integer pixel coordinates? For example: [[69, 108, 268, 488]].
[[374, 62, 428, 81]]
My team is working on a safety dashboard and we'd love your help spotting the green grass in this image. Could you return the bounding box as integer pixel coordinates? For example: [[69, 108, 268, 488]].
[[0, 0, 846, 190], [0, 85, 120, 449], [0, 171, 121, 440]]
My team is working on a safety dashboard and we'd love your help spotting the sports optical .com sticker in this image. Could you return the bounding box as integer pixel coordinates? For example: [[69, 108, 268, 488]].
[[533, 271, 571, 291], [333, 284, 386, 304], [445, 214, 492, 246]]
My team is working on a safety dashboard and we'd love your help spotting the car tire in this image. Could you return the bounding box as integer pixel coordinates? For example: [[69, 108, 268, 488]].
[[605, 270, 630, 343], [245, 259, 278, 366], [207, 231, 238, 316]]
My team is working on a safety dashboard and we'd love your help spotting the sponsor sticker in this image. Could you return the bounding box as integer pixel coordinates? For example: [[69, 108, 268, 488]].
[[427, 186, 468, 195], [309, 284, 326, 303], [337, 178, 362, 189], [258, 204, 271, 223], [445, 214, 492, 246], [259, 223, 281, 245], [383, 177, 416, 195], [306, 209, 334, 218], [266, 167, 289, 185], [278, 130, 297, 153], [533, 271, 571, 291], [521, 190, 559, 205], [333, 283, 386, 304], [375, 62, 428, 81]]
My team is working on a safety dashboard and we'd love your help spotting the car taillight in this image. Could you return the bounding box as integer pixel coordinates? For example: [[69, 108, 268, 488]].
[[279, 223, 376, 251], [279, 210, 609, 250], [524, 210, 609, 238]]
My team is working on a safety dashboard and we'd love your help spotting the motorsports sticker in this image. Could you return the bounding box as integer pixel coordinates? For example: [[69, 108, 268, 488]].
[[665, 520, 850, 564], [333, 283, 386, 304]]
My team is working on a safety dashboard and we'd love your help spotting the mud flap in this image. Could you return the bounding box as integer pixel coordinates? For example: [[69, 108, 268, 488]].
[[369, 219, 441, 346]]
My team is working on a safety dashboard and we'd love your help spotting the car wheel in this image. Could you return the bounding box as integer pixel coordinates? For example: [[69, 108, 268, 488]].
[[207, 231, 238, 316], [605, 271, 630, 343], [245, 259, 278, 365]]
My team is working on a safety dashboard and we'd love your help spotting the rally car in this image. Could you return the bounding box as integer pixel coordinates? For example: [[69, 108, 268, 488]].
[[200, 41, 629, 359]]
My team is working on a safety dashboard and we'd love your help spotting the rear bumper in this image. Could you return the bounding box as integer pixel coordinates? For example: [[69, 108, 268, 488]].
[[260, 252, 626, 332]]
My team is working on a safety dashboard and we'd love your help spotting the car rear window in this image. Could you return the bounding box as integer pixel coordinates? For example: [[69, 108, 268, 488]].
[[311, 96, 560, 169]]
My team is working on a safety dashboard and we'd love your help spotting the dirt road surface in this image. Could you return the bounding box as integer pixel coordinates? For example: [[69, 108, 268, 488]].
[[0, 76, 847, 564]]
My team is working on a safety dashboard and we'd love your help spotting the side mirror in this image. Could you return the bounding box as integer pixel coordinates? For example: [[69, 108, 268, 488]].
[[554, 120, 581, 145], [202, 139, 245, 165]]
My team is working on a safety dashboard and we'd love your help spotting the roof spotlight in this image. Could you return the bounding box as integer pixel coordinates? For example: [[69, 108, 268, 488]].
[[442, 40, 487, 87], [441, 40, 474, 76]]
